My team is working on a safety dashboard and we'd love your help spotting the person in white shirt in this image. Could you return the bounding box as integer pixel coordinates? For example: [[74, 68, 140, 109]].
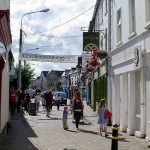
[[55, 93, 61, 110], [34, 93, 42, 112]]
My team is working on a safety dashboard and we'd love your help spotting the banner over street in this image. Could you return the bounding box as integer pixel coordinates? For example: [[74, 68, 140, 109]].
[[19, 52, 79, 63]]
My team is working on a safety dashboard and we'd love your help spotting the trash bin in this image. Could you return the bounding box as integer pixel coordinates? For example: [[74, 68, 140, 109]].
[[29, 101, 36, 115]]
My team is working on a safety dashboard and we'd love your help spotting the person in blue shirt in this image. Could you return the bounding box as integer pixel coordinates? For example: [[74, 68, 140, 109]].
[[62, 105, 69, 130], [97, 99, 109, 137]]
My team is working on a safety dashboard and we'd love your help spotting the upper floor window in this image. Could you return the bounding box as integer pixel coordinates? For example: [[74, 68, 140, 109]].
[[117, 8, 122, 44], [145, 0, 150, 23], [129, 0, 136, 35], [100, 34, 103, 49], [105, 0, 108, 14], [105, 28, 107, 50]]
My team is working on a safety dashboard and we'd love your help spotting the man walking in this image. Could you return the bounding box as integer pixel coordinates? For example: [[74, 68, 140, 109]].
[[45, 90, 53, 118]]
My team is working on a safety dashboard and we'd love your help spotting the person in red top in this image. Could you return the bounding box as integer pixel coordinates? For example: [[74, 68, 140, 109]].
[[9, 89, 17, 114], [45, 90, 53, 118]]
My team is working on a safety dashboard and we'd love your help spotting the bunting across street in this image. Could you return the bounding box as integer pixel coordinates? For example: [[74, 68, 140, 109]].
[[19, 52, 79, 63]]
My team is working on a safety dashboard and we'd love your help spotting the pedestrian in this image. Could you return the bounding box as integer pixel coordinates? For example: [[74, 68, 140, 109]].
[[72, 91, 84, 130], [97, 99, 109, 137], [41, 93, 46, 111], [62, 105, 69, 130], [45, 90, 53, 118], [9, 89, 17, 114], [55, 93, 61, 111], [16, 89, 22, 112], [24, 93, 31, 112], [34, 92, 42, 112]]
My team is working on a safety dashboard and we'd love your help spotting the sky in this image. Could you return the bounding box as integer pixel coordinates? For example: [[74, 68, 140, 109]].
[[10, 0, 97, 78]]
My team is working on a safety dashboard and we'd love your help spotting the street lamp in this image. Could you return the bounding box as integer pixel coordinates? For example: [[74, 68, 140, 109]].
[[18, 8, 49, 90], [24, 48, 39, 65], [24, 47, 39, 53]]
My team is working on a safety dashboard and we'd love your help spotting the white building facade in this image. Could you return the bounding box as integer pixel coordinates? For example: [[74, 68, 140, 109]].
[[110, 0, 150, 145], [0, 0, 12, 144]]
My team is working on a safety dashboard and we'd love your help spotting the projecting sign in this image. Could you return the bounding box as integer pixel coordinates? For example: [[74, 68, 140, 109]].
[[82, 53, 92, 68], [19, 52, 78, 63]]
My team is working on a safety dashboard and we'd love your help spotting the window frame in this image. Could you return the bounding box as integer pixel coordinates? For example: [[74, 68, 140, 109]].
[[116, 8, 122, 45]]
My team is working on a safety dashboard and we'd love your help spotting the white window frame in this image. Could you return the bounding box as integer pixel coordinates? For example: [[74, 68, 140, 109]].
[[128, 0, 136, 38], [116, 8, 122, 46], [145, 0, 150, 29]]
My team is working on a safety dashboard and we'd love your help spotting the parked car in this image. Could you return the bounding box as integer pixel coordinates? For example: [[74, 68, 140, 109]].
[[53, 91, 67, 105]]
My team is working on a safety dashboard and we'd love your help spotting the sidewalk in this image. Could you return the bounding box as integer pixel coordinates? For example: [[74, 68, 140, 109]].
[[1, 101, 150, 150], [82, 100, 149, 150]]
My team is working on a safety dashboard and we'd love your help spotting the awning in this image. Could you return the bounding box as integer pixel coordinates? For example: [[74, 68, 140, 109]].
[[0, 9, 12, 50]]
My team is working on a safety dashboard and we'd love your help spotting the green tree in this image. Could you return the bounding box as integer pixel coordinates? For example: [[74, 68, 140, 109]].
[[56, 81, 62, 91], [10, 64, 35, 91]]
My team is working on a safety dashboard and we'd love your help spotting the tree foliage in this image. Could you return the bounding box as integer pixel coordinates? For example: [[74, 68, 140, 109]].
[[10, 64, 35, 91], [56, 81, 62, 91]]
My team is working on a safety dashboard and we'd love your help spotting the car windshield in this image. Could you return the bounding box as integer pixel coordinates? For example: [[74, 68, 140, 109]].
[[54, 92, 66, 98]]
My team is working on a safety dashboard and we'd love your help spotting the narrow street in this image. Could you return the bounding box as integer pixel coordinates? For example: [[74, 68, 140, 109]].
[[1, 100, 149, 150]]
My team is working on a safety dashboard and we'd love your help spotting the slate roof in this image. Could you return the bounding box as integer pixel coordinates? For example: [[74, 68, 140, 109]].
[[51, 70, 64, 77], [41, 71, 49, 77]]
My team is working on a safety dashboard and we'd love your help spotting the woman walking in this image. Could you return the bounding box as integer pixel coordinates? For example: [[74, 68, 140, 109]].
[[72, 91, 84, 130]]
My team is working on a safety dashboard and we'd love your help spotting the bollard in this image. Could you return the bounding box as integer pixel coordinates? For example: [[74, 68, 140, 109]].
[[111, 124, 120, 150]]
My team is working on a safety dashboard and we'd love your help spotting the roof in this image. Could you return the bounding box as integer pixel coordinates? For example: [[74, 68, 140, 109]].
[[41, 71, 49, 77], [48, 70, 64, 77]]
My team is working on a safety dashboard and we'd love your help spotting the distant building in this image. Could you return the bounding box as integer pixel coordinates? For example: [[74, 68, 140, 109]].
[[39, 71, 49, 91], [61, 69, 71, 98], [46, 70, 64, 91]]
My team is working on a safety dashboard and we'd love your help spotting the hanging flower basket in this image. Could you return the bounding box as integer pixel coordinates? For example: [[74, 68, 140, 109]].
[[87, 66, 96, 72], [93, 50, 108, 59], [89, 57, 101, 66]]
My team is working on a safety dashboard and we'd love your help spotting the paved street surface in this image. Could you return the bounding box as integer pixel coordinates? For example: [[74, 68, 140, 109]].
[[1, 100, 149, 150]]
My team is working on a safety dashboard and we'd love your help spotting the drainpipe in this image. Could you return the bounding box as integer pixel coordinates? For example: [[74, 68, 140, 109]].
[[108, 0, 112, 112]]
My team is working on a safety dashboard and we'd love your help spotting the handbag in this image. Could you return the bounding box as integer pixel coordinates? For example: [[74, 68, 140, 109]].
[[104, 109, 112, 119]]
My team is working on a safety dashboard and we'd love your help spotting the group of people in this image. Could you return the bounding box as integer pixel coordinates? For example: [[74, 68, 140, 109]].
[[62, 92, 111, 135], [9, 88, 112, 135], [9, 89, 32, 114]]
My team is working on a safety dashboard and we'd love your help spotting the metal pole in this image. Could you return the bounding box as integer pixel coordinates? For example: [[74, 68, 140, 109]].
[[108, 0, 112, 112], [18, 28, 22, 90]]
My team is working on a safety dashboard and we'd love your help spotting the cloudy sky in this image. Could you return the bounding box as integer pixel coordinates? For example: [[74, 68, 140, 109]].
[[10, 0, 97, 77]]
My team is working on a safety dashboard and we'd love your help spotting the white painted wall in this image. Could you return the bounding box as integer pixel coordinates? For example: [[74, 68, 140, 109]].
[[1, 52, 9, 131], [0, 0, 9, 9]]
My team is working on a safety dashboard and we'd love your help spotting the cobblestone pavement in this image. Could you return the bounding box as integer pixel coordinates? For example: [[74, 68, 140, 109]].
[[1, 100, 150, 150]]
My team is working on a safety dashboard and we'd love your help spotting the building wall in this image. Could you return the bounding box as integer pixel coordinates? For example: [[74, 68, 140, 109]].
[[0, 0, 10, 9], [111, 0, 150, 142], [1, 59, 9, 130]]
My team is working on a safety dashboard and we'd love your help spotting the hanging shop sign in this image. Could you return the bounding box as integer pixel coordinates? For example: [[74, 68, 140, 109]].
[[83, 32, 99, 51], [19, 52, 78, 63], [82, 53, 92, 68]]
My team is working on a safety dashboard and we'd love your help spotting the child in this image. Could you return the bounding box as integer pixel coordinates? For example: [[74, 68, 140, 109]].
[[62, 105, 69, 130], [97, 99, 109, 137]]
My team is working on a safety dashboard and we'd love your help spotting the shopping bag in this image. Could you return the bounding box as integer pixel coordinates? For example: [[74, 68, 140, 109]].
[[104, 109, 112, 119]]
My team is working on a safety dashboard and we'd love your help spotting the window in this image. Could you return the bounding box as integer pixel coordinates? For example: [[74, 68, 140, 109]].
[[145, 0, 150, 23], [105, 0, 108, 13], [129, 0, 136, 35], [100, 1, 103, 24], [100, 34, 103, 49], [105, 28, 107, 50], [117, 8, 122, 44]]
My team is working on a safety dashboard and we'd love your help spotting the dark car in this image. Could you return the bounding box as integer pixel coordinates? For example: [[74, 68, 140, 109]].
[[53, 91, 67, 105]]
